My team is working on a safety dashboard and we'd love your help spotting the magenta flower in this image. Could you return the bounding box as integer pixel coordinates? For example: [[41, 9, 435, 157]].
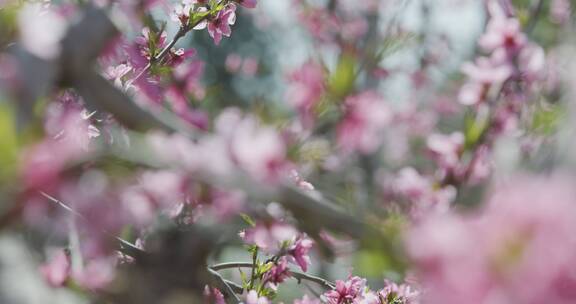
[[378, 280, 420, 304], [206, 4, 237, 45], [288, 236, 314, 272], [262, 257, 291, 287], [204, 286, 226, 304], [323, 276, 367, 304]]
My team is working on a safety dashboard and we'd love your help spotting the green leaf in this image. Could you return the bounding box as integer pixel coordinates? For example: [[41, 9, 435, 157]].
[[328, 53, 356, 99], [0, 103, 18, 183], [355, 249, 392, 277], [464, 112, 488, 150], [257, 262, 273, 276], [240, 213, 256, 227], [190, 10, 210, 28], [531, 103, 563, 135]]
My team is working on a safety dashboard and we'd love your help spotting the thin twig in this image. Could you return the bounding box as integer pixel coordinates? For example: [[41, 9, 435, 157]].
[[248, 248, 258, 290], [128, 12, 211, 85], [526, 0, 545, 35], [39, 191, 145, 259], [208, 268, 242, 303], [210, 262, 336, 290]]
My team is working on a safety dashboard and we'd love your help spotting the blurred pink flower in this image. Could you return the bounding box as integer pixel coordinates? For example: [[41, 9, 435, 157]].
[[285, 61, 325, 126], [225, 53, 243, 73], [245, 290, 269, 304], [40, 249, 70, 288], [242, 57, 259, 77], [294, 295, 321, 304], [478, 14, 526, 54], [390, 167, 456, 215], [216, 109, 287, 181], [204, 286, 226, 304], [241, 222, 298, 254], [337, 91, 392, 154], [551, 0, 571, 24], [426, 132, 464, 172], [236, 0, 257, 9], [72, 257, 116, 290], [408, 174, 576, 304]]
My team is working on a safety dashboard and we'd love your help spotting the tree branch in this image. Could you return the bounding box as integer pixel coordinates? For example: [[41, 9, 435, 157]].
[[210, 262, 336, 290]]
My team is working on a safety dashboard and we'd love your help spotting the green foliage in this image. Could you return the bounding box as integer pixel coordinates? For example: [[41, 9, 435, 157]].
[[0, 103, 18, 184], [531, 103, 564, 135], [329, 53, 357, 99], [464, 111, 489, 150]]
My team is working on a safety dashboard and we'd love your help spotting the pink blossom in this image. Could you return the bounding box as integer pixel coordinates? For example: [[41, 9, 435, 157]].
[[72, 257, 116, 290], [390, 167, 456, 214], [236, 0, 257, 9], [285, 61, 325, 126], [241, 222, 298, 254], [337, 91, 392, 154], [165, 59, 208, 129], [138, 170, 188, 214], [426, 132, 464, 172], [204, 286, 226, 304], [551, 0, 571, 24], [378, 280, 420, 304], [210, 189, 246, 221], [40, 249, 70, 287], [135, 28, 167, 61], [216, 109, 287, 181], [289, 170, 315, 191], [288, 236, 314, 272], [407, 174, 576, 304], [458, 54, 513, 106], [104, 63, 132, 88], [172, 0, 197, 25], [245, 290, 269, 304], [206, 4, 237, 45], [262, 257, 291, 287], [225, 53, 243, 73], [22, 94, 98, 191], [517, 43, 546, 84], [241, 57, 259, 77], [478, 15, 526, 54], [294, 295, 321, 304], [461, 56, 512, 85], [323, 276, 367, 304], [297, 7, 340, 43]]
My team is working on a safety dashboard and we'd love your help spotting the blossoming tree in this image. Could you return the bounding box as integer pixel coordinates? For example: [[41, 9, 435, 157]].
[[0, 0, 574, 303]]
